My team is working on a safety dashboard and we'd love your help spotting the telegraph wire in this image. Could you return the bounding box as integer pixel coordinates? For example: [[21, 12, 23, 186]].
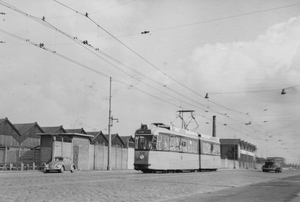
[[0, 1, 289, 143], [0, 0, 219, 114], [206, 85, 300, 95], [0, 28, 181, 109], [75, 3, 300, 41], [1, 0, 254, 118], [0, 29, 285, 150], [52, 0, 249, 116], [145, 2, 300, 33]]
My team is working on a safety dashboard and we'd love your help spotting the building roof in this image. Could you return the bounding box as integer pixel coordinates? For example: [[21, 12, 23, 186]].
[[65, 128, 86, 134], [104, 133, 125, 146], [0, 117, 21, 136], [120, 136, 135, 144], [86, 131, 103, 141], [38, 133, 94, 138], [14, 122, 44, 134], [86, 131, 102, 138], [41, 126, 66, 133]]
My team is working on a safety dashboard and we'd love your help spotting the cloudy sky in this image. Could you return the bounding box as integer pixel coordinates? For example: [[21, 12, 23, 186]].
[[1, 0, 300, 163]]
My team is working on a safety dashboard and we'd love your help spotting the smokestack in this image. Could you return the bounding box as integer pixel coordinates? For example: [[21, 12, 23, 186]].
[[212, 115, 216, 137]]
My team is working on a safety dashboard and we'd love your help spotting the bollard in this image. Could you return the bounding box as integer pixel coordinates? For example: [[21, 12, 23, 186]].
[[9, 163, 13, 171], [21, 162, 24, 171], [33, 162, 35, 170], [26, 164, 29, 170]]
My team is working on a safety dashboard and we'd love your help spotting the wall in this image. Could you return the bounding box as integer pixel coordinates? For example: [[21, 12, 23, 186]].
[[73, 136, 90, 170], [221, 159, 240, 169], [88, 144, 130, 170], [127, 148, 134, 169], [0, 147, 42, 167], [40, 136, 52, 164], [53, 142, 72, 157]]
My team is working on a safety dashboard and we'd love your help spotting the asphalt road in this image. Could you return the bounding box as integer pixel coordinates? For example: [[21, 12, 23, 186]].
[[0, 169, 299, 202]]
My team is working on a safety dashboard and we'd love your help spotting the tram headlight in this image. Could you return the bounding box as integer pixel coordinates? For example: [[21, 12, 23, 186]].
[[139, 155, 144, 160]]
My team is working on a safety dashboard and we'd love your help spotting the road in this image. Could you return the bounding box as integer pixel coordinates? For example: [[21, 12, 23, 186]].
[[0, 169, 299, 202]]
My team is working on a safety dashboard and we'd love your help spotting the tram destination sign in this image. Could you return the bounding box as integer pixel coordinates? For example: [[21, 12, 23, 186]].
[[136, 129, 151, 134]]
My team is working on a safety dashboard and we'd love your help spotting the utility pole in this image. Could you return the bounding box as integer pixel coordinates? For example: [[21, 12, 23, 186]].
[[107, 77, 118, 171], [107, 77, 112, 171], [233, 135, 236, 169]]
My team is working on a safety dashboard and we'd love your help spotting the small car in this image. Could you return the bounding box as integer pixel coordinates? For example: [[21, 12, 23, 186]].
[[44, 156, 76, 173], [262, 160, 282, 173]]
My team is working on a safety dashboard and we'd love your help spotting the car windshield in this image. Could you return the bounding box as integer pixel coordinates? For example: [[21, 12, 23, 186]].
[[265, 161, 275, 166], [54, 157, 64, 161]]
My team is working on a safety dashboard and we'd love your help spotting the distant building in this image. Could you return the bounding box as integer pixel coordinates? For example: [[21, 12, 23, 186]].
[[65, 128, 86, 134], [0, 118, 21, 149], [39, 132, 94, 170], [14, 122, 44, 148], [104, 134, 124, 148], [220, 138, 257, 169], [41, 126, 66, 134], [120, 136, 135, 148], [86, 131, 107, 146]]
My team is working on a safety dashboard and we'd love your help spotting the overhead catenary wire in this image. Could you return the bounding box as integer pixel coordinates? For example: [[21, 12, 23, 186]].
[[1, 0, 268, 124], [0, 14, 274, 142], [206, 85, 300, 95], [0, 28, 182, 109], [51, 0, 250, 116], [0, 0, 234, 117], [0, 1, 296, 152]]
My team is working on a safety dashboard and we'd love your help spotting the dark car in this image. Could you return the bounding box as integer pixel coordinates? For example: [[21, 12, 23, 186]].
[[44, 156, 76, 173], [262, 160, 282, 173]]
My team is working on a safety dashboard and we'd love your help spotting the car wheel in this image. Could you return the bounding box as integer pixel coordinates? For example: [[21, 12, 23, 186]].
[[60, 166, 64, 173], [70, 165, 75, 173]]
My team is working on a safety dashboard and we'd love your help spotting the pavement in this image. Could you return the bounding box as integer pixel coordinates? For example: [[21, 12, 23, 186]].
[[0, 169, 300, 202]]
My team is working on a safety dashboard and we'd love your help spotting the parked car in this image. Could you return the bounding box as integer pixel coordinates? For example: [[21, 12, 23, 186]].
[[262, 160, 282, 173], [44, 156, 76, 173]]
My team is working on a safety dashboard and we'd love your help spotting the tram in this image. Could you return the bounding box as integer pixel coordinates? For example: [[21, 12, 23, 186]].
[[134, 123, 221, 173]]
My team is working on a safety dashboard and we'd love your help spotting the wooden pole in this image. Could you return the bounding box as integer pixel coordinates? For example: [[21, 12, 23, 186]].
[[107, 77, 112, 170]]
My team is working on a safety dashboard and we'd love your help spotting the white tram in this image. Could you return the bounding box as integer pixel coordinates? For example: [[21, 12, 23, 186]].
[[134, 123, 221, 173]]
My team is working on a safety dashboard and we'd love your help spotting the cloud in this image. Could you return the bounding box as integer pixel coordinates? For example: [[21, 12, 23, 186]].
[[185, 15, 300, 93]]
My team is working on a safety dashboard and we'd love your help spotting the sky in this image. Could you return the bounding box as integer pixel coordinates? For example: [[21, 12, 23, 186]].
[[0, 0, 300, 164]]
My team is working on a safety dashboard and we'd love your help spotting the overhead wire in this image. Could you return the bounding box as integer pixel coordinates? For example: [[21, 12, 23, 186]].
[[0, 0, 293, 146], [0, 0, 224, 115], [0, 28, 181, 109], [51, 0, 250, 116], [0, 2, 271, 141]]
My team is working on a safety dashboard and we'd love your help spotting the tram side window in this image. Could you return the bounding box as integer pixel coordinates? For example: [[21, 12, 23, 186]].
[[157, 134, 162, 150], [162, 134, 170, 151], [150, 136, 157, 150], [187, 140, 192, 153], [180, 138, 187, 152], [170, 136, 176, 151], [175, 136, 180, 151], [192, 140, 198, 153]]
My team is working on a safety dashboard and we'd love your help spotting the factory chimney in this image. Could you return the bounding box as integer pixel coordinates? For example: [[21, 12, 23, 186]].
[[212, 115, 216, 137]]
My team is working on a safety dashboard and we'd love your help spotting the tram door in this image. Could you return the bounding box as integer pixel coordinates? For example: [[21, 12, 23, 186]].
[[198, 138, 202, 169]]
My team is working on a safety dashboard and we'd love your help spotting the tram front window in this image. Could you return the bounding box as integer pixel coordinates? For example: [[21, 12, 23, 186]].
[[135, 135, 156, 150]]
